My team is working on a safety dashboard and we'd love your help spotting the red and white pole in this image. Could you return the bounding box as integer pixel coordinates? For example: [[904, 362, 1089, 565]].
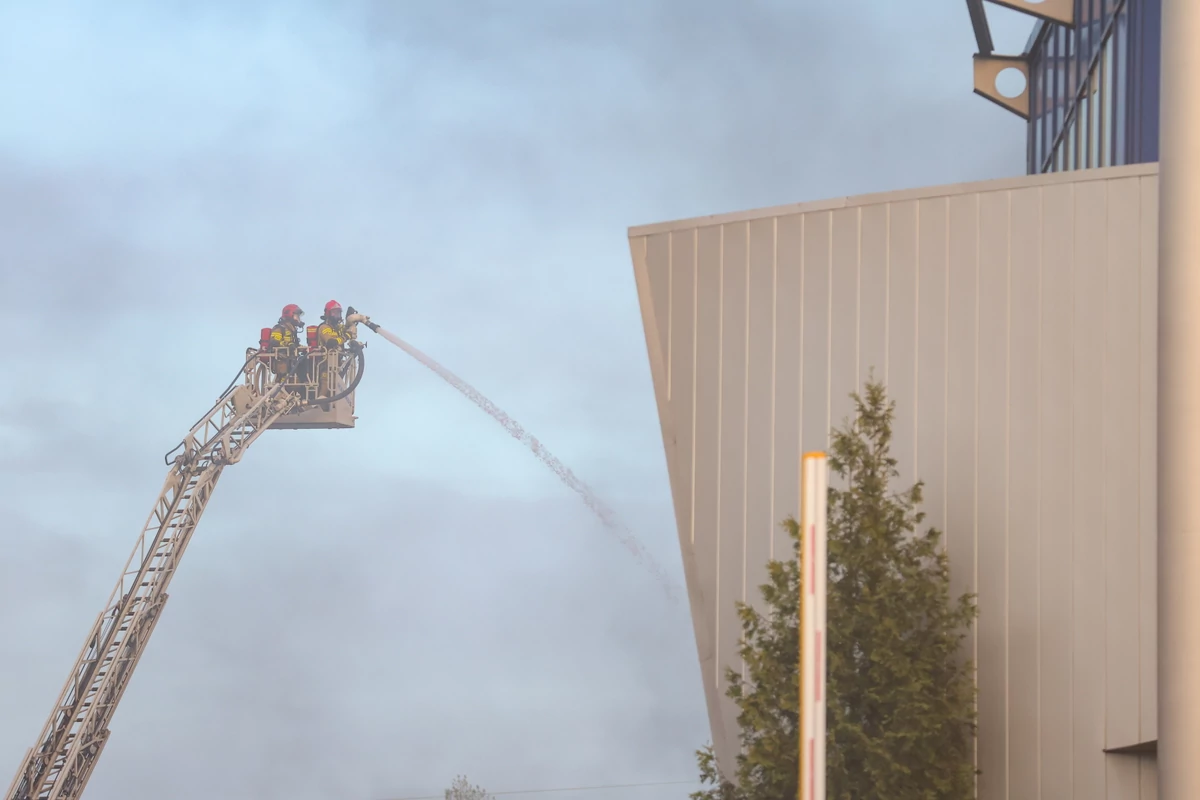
[[799, 452, 828, 800]]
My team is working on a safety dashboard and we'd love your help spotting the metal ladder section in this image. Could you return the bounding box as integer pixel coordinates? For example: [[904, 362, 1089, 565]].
[[6, 382, 301, 800]]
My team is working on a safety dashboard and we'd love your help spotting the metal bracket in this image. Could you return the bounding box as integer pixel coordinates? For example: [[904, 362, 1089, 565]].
[[966, 0, 995, 55], [973, 54, 1031, 119], [985, 0, 1074, 26]]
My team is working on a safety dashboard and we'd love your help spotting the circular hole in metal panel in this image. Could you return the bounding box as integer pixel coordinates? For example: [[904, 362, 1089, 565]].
[[995, 67, 1028, 99]]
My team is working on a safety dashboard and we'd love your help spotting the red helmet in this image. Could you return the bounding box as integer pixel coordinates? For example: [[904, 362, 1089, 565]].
[[281, 303, 304, 322], [324, 300, 342, 314]]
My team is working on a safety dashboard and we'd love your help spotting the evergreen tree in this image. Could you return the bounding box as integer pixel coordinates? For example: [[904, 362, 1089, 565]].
[[692, 379, 978, 800]]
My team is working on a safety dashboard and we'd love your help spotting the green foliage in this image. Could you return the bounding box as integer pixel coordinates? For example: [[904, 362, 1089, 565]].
[[692, 379, 979, 800]]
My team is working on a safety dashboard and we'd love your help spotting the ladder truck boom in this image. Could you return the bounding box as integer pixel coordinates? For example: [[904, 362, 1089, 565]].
[[5, 382, 298, 800], [5, 316, 372, 800]]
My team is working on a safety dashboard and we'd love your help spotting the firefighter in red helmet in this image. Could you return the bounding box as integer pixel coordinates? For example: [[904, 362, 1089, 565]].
[[317, 300, 347, 349], [272, 304, 305, 347], [268, 303, 306, 380], [316, 300, 354, 402], [318, 299, 364, 350]]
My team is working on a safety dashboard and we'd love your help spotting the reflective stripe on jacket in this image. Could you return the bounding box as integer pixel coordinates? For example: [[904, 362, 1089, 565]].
[[318, 322, 347, 348], [270, 322, 299, 347]]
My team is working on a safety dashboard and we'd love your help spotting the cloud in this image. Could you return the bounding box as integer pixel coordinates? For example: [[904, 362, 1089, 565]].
[[0, 0, 1031, 797]]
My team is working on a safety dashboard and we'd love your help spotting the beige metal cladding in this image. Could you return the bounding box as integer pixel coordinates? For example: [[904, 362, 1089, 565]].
[[629, 163, 1160, 799]]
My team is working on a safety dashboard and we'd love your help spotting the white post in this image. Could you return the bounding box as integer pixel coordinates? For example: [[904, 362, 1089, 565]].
[[800, 452, 828, 800], [1158, 0, 1200, 797]]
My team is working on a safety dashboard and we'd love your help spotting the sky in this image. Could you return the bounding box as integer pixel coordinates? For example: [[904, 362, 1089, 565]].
[[0, 2, 1033, 799]]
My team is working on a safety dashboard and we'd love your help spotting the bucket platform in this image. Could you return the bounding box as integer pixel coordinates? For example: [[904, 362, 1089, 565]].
[[244, 347, 361, 431]]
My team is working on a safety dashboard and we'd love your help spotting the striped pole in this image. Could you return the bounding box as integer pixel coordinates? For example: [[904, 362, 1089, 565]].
[[799, 452, 828, 800]]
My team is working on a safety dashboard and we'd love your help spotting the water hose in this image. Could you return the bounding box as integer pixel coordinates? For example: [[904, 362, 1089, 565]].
[[305, 346, 365, 406]]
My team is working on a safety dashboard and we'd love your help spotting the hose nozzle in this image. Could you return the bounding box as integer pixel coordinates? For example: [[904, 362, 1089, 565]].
[[346, 306, 380, 332]]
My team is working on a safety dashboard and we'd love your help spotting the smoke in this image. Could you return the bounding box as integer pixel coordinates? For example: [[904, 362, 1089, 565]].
[[374, 327, 682, 604]]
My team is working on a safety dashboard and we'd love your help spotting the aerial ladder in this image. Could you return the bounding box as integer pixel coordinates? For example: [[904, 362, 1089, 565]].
[[5, 309, 379, 800]]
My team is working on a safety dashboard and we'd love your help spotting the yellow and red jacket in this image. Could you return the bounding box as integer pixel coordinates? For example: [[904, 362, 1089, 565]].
[[318, 321, 348, 349], [270, 321, 301, 348]]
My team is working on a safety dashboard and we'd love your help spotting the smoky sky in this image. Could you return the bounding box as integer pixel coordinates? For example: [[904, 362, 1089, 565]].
[[0, 2, 1032, 799]]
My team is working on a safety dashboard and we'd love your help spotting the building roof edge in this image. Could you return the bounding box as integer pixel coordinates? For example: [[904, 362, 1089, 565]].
[[627, 163, 1160, 238]]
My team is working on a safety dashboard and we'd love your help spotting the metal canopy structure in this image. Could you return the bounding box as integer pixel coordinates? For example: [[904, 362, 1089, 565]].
[[966, 0, 995, 55], [966, 0, 1076, 122]]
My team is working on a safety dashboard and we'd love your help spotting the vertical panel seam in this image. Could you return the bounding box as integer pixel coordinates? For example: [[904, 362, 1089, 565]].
[[969, 189, 979, 796], [799, 215, 807, 498], [856, 207, 863, 390], [1035, 186, 1044, 800], [770, 217, 778, 562], [944, 198, 951, 559], [1004, 190, 1013, 798], [743, 221, 751, 614], [885, 206, 891, 385], [715, 224, 725, 692], [826, 212, 834, 450], [691, 229, 699, 547], [668, 232, 674, 402], [1104, 179, 1113, 758], [1100, 179, 1109, 758], [915, 200, 922, 479], [1068, 181, 1076, 795], [1134, 175, 1143, 741]]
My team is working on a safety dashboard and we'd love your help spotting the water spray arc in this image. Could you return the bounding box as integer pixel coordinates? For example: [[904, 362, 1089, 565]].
[[3, 307, 680, 800], [370, 326, 681, 604]]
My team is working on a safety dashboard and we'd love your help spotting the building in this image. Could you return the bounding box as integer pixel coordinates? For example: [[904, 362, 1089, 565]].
[[970, 0, 1162, 175], [628, 1, 1164, 797], [1023, 0, 1160, 173]]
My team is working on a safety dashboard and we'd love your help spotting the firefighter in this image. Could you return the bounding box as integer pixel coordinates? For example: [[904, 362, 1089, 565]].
[[317, 300, 347, 349], [269, 303, 307, 382], [318, 300, 365, 351], [316, 300, 352, 401], [271, 304, 305, 347]]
